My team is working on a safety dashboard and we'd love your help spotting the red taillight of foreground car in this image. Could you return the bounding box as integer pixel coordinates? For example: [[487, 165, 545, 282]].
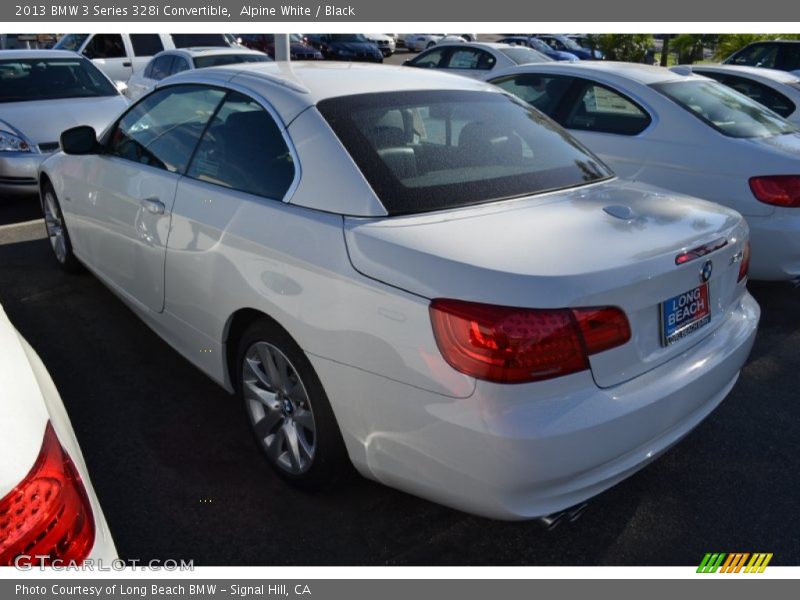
[[738, 242, 751, 283], [429, 299, 630, 384], [749, 176, 800, 207], [0, 422, 95, 566]]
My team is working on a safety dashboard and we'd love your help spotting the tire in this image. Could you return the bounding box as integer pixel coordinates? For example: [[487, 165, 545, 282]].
[[41, 182, 82, 273], [236, 318, 350, 489]]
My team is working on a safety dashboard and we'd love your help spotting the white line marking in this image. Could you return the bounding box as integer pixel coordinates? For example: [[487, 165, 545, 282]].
[[0, 218, 44, 231]]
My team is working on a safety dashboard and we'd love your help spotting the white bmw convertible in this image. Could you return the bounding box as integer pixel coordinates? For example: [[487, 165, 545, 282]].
[[38, 62, 759, 521]]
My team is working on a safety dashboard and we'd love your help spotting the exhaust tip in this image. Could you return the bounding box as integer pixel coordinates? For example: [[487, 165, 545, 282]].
[[537, 502, 589, 530], [566, 502, 589, 523]]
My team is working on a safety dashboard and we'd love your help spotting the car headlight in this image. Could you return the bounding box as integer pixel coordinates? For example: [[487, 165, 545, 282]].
[[0, 130, 32, 152]]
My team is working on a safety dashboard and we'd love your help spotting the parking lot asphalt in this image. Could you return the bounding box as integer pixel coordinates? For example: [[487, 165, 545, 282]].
[[1, 193, 798, 566]]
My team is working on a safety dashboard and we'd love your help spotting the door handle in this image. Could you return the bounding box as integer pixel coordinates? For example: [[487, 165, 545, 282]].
[[122, 61, 132, 67], [141, 198, 165, 215]]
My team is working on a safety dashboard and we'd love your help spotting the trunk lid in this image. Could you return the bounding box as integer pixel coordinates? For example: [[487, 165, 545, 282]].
[[344, 179, 749, 388]]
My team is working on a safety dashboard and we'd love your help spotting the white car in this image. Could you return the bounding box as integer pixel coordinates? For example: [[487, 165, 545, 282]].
[[54, 33, 238, 84], [491, 62, 800, 281], [0, 303, 116, 566], [404, 42, 552, 80], [365, 34, 396, 57], [125, 47, 270, 101], [403, 34, 445, 52], [39, 62, 758, 521], [672, 64, 800, 126], [0, 50, 129, 199]]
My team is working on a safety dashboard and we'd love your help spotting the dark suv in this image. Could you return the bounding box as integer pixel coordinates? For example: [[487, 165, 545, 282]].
[[723, 40, 800, 74]]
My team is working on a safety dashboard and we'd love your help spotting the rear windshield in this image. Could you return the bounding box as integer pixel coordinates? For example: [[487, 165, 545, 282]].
[[653, 79, 797, 138], [171, 34, 232, 48], [0, 58, 117, 103], [192, 54, 271, 68], [499, 46, 552, 64], [318, 90, 612, 215], [54, 34, 88, 51]]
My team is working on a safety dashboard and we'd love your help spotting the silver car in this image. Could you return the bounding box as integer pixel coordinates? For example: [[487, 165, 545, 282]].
[[0, 50, 128, 199]]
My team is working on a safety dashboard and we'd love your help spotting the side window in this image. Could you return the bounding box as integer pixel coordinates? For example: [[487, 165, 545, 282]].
[[187, 91, 295, 200], [107, 85, 226, 173], [492, 74, 573, 116], [709, 73, 796, 118], [130, 34, 163, 56], [564, 81, 651, 135], [143, 59, 155, 79], [409, 48, 446, 68], [83, 34, 126, 59], [730, 44, 778, 68], [446, 49, 495, 70], [777, 45, 800, 71], [171, 56, 191, 75], [148, 55, 174, 81]]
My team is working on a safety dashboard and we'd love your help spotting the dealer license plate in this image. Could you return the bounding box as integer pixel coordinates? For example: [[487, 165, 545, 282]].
[[660, 283, 711, 346]]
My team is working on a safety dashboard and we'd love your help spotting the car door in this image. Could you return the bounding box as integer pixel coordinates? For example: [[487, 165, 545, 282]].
[[493, 73, 653, 178], [81, 33, 132, 82], [166, 90, 297, 336], [554, 79, 653, 179], [441, 47, 496, 79], [74, 85, 227, 313]]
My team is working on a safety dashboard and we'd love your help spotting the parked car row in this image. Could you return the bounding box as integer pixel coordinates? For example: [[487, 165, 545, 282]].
[[1, 39, 799, 557]]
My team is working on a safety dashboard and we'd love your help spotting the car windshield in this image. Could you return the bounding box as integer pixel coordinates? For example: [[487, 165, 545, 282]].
[[192, 53, 271, 68], [318, 90, 612, 215], [290, 34, 304, 43], [653, 79, 798, 138], [500, 47, 553, 64], [53, 34, 89, 51], [557, 36, 583, 51], [528, 38, 551, 53], [0, 58, 118, 103], [330, 34, 368, 43]]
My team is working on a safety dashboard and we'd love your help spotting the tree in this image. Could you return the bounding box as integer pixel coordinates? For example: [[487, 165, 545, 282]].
[[595, 34, 655, 63]]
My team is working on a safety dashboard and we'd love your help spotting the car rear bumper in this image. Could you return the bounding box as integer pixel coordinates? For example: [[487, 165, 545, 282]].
[[0, 153, 44, 198], [748, 212, 800, 281], [311, 291, 759, 520]]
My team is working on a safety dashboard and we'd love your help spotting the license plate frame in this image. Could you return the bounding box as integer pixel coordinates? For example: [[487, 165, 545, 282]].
[[660, 283, 711, 347]]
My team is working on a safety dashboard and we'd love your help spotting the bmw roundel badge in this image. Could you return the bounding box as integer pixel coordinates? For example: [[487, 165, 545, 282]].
[[700, 259, 713, 283]]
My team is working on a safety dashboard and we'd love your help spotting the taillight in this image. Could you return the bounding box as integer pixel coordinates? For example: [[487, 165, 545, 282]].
[[429, 299, 630, 384], [738, 242, 751, 283], [749, 176, 800, 207], [0, 422, 95, 566]]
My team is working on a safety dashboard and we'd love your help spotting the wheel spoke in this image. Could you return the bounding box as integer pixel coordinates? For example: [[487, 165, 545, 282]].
[[244, 357, 273, 391], [275, 352, 291, 388], [283, 422, 302, 472], [266, 426, 285, 463], [257, 344, 282, 388], [297, 429, 314, 462], [253, 409, 283, 441], [293, 407, 314, 431], [244, 380, 278, 409]]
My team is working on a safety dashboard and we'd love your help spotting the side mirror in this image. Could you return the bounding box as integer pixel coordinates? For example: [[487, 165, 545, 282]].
[[60, 126, 100, 155], [115, 80, 128, 95]]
